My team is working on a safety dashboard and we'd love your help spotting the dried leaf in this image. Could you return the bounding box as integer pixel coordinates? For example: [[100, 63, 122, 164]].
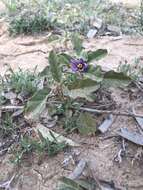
[[35, 123, 79, 147], [118, 128, 143, 146], [133, 107, 143, 130]]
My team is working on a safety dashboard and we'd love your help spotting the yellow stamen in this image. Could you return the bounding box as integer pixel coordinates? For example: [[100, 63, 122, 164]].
[[77, 63, 83, 69]]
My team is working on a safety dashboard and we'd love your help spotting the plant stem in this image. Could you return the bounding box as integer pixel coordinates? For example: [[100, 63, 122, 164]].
[[80, 107, 143, 118]]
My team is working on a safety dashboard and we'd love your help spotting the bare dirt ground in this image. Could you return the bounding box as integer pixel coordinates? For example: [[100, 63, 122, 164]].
[[0, 1, 143, 190]]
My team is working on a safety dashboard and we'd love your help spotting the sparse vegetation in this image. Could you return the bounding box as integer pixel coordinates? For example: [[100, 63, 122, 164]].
[[11, 132, 67, 164], [1, 1, 143, 190], [117, 57, 143, 81], [1, 0, 141, 35], [1, 67, 39, 94]]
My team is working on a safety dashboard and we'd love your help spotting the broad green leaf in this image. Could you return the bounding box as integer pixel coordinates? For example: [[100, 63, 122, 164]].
[[39, 66, 50, 77], [47, 34, 60, 42], [59, 177, 84, 190], [87, 49, 108, 62], [65, 79, 100, 101], [85, 65, 103, 82], [77, 179, 96, 190], [103, 71, 131, 87], [59, 177, 96, 190], [58, 53, 72, 66], [68, 78, 99, 90], [80, 50, 88, 61], [25, 88, 50, 120], [77, 112, 97, 135], [71, 33, 83, 55], [49, 51, 61, 82], [59, 53, 72, 62]]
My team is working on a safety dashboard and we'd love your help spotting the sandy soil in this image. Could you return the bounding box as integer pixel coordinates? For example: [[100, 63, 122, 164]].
[[1, 23, 143, 190], [0, 29, 143, 75], [0, 1, 143, 190]]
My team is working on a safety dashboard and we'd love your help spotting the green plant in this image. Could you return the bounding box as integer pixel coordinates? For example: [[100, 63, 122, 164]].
[[117, 58, 143, 81], [1, 0, 18, 12], [5, 0, 141, 35], [4, 67, 39, 94], [11, 131, 66, 164], [25, 34, 132, 134], [8, 6, 58, 34], [0, 113, 17, 137], [141, 0, 143, 31]]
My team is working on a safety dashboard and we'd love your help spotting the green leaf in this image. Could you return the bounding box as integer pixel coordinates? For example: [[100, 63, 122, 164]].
[[87, 49, 108, 62], [38, 130, 46, 143], [80, 50, 88, 61], [77, 179, 96, 190], [39, 66, 50, 77], [77, 112, 97, 135], [49, 51, 61, 82], [59, 177, 96, 190], [58, 53, 72, 66], [65, 78, 100, 101], [71, 33, 83, 55], [59, 177, 84, 190], [103, 71, 131, 87], [59, 53, 72, 62], [25, 88, 50, 120], [85, 65, 103, 82], [47, 34, 60, 42]]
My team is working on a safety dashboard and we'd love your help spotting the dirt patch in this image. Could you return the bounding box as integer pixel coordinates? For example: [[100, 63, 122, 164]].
[[0, 31, 143, 75], [0, 1, 6, 13], [1, 9, 143, 190]]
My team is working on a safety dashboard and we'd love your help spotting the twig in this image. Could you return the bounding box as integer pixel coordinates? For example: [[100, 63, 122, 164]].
[[0, 49, 47, 58], [87, 165, 102, 190], [132, 107, 143, 134], [80, 107, 143, 118], [0, 148, 8, 156], [114, 138, 126, 163], [124, 43, 143, 46], [14, 50, 47, 56], [134, 81, 143, 93], [0, 105, 24, 111], [0, 174, 16, 190]]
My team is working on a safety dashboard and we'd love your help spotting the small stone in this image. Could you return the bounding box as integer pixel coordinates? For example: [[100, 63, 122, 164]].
[[2, 91, 17, 100], [92, 17, 103, 29], [87, 29, 98, 39], [107, 25, 121, 36]]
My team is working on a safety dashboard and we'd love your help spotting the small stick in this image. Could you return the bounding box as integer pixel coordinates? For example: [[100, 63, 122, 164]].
[[0, 105, 24, 111], [80, 107, 143, 118], [124, 43, 143, 46], [0, 49, 47, 58]]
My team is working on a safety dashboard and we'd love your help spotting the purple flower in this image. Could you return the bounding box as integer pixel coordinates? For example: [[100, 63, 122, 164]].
[[70, 58, 88, 72]]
